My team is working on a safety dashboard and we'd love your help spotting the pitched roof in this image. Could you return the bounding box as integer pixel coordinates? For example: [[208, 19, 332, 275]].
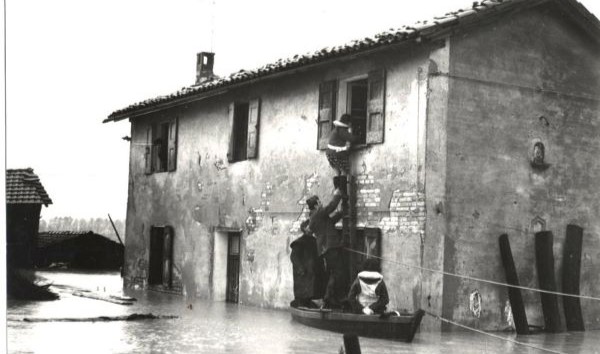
[[37, 231, 86, 248], [6, 168, 53, 206], [37, 231, 121, 248], [105, 0, 600, 122]]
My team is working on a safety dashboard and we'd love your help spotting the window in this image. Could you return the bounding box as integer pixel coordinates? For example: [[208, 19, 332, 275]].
[[317, 69, 385, 149], [228, 99, 261, 162], [317, 81, 337, 150], [149, 225, 174, 288], [144, 118, 178, 174]]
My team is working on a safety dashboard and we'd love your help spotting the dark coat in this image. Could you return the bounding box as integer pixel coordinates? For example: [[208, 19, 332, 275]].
[[290, 234, 325, 300], [308, 193, 343, 255]]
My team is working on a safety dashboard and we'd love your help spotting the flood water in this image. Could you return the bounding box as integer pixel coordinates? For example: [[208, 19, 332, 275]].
[[6, 270, 600, 353]]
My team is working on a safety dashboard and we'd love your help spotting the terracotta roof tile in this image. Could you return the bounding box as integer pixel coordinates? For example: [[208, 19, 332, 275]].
[[6, 168, 53, 206], [104, 0, 599, 122]]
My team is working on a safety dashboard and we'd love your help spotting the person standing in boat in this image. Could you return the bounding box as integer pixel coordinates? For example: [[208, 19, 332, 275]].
[[346, 258, 389, 315], [326, 114, 359, 176], [290, 220, 325, 308], [306, 188, 349, 309]]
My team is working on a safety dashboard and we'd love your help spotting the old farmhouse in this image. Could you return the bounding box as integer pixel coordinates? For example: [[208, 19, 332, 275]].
[[105, 0, 600, 330]]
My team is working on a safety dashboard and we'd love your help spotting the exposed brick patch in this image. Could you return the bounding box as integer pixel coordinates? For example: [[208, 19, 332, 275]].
[[354, 174, 425, 233], [260, 182, 273, 212], [381, 190, 426, 233], [356, 174, 381, 225], [246, 183, 273, 232]]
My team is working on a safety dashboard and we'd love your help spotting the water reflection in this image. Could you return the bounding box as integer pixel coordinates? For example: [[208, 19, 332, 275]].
[[7, 271, 600, 353]]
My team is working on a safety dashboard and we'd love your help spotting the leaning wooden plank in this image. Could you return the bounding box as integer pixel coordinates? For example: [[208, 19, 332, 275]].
[[535, 231, 563, 333], [23, 313, 178, 322], [562, 224, 585, 331], [498, 234, 529, 334]]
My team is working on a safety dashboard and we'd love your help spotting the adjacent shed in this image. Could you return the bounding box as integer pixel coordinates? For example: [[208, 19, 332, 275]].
[[6, 168, 52, 268], [36, 231, 124, 270]]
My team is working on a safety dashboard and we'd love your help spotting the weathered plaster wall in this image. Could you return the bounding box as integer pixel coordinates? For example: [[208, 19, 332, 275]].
[[123, 44, 436, 311], [445, 5, 600, 330]]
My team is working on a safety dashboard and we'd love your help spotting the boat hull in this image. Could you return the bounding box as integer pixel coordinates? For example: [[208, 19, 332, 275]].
[[290, 307, 425, 342]]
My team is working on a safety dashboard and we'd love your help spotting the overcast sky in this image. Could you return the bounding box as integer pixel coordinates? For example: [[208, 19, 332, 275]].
[[5, 0, 600, 221]]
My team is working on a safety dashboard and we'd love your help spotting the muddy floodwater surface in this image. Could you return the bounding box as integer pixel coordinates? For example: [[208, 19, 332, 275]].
[[6, 270, 600, 353]]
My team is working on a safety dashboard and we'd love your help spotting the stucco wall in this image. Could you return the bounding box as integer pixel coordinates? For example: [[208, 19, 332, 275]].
[[444, 5, 600, 330], [123, 45, 437, 311]]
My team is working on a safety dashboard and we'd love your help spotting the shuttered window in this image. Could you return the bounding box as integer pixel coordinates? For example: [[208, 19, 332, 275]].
[[144, 126, 153, 174], [167, 118, 178, 171], [317, 70, 385, 150], [246, 99, 260, 159], [317, 80, 337, 150], [228, 99, 261, 163], [144, 118, 178, 174], [366, 69, 385, 144]]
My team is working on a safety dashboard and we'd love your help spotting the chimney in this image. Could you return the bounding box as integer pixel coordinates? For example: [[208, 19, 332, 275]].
[[196, 52, 215, 84]]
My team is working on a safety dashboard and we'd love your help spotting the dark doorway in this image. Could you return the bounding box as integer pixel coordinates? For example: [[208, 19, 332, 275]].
[[226, 232, 241, 303], [149, 226, 174, 287]]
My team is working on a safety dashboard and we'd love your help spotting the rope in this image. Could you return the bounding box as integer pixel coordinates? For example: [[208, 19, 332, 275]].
[[345, 248, 600, 302], [424, 310, 566, 354]]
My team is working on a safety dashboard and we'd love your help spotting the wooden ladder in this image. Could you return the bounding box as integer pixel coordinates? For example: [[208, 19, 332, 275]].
[[336, 175, 358, 280]]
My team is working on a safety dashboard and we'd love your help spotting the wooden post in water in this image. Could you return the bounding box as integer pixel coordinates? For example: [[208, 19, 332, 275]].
[[562, 224, 585, 331], [343, 333, 361, 354], [535, 231, 562, 333], [498, 234, 529, 334]]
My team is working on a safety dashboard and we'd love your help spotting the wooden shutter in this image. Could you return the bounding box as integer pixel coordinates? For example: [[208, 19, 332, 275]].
[[227, 103, 236, 162], [167, 118, 178, 171], [366, 69, 385, 144], [162, 226, 174, 288], [246, 98, 260, 159], [144, 125, 153, 174], [317, 80, 337, 150]]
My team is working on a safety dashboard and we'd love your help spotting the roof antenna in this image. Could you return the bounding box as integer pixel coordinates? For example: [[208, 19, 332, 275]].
[[210, 0, 216, 52]]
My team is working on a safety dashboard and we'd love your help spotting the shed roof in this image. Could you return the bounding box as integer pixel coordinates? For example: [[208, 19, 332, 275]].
[[37, 231, 121, 248], [105, 0, 599, 122], [6, 168, 53, 206]]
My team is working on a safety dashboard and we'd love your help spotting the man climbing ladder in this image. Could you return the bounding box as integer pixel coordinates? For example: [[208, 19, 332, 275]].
[[326, 114, 359, 176]]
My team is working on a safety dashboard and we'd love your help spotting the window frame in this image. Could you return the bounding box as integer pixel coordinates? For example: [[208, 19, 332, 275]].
[[227, 98, 261, 163], [318, 69, 386, 151], [144, 116, 178, 175]]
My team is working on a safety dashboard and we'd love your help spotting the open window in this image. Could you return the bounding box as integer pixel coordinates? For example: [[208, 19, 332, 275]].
[[317, 69, 385, 149], [228, 99, 261, 162], [144, 118, 178, 174]]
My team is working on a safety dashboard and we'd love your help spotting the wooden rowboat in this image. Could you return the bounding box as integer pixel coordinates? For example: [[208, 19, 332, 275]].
[[290, 306, 425, 342]]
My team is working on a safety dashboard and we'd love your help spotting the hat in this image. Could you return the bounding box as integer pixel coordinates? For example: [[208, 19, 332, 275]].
[[333, 114, 351, 128], [306, 195, 319, 210]]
